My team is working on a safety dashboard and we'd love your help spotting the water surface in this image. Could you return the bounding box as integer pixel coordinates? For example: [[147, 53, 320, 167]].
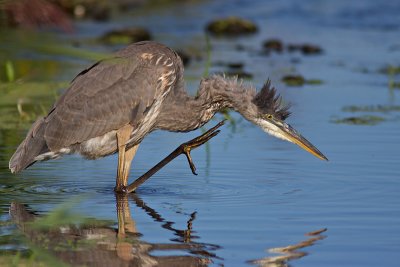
[[1, 0, 399, 266]]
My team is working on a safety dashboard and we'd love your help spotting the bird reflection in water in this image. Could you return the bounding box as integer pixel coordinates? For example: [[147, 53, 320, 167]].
[[9, 194, 221, 266], [248, 228, 327, 267]]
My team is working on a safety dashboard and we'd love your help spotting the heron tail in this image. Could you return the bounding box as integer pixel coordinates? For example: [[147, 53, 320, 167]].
[[9, 117, 48, 173]]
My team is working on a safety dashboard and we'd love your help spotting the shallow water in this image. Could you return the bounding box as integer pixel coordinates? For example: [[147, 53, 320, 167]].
[[1, 0, 400, 266]]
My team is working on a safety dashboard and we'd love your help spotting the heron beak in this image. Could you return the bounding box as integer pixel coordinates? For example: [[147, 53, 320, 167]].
[[276, 121, 328, 161]]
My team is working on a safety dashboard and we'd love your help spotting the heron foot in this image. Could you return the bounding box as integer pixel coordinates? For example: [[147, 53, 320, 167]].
[[125, 120, 225, 193], [181, 120, 225, 175]]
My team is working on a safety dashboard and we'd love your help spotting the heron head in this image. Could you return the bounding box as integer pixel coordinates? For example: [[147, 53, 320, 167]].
[[251, 80, 328, 161]]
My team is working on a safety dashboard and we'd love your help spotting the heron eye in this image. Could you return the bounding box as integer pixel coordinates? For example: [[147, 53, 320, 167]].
[[265, 114, 273, 120]]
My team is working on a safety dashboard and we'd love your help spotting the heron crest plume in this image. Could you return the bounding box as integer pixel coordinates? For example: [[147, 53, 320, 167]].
[[252, 80, 291, 120]]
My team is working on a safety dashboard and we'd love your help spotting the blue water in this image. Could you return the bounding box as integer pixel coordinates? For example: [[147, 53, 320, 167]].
[[1, 0, 399, 266]]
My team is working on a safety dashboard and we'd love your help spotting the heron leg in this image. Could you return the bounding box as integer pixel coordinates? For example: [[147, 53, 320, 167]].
[[122, 144, 139, 185], [126, 120, 225, 193], [115, 124, 134, 193]]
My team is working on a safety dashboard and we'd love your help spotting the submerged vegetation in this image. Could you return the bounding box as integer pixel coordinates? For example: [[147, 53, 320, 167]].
[[0, 30, 109, 132], [262, 39, 323, 55], [378, 65, 400, 89], [281, 75, 323, 86], [342, 105, 400, 113], [206, 16, 258, 36], [100, 27, 152, 45], [0, 82, 66, 130], [332, 104, 400, 125], [332, 115, 385, 125]]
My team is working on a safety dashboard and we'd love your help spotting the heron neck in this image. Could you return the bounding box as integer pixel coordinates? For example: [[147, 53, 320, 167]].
[[156, 75, 256, 132]]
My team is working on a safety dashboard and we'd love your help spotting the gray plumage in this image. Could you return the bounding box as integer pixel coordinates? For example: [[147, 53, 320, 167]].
[[11, 40, 322, 175]]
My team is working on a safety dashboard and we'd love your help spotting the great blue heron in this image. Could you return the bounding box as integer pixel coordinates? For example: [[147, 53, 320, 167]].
[[9, 41, 327, 193]]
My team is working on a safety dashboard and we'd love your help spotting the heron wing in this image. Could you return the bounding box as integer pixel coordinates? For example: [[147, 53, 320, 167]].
[[44, 54, 169, 151]]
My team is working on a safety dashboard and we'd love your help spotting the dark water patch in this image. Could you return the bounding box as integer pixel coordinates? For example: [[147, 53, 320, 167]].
[[282, 75, 323, 86], [287, 43, 323, 55], [263, 39, 284, 53], [227, 62, 244, 69], [261, 39, 323, 56], [214, 61, 245, 70], [224, 70, 253, 79], [219, 61, 253, 79]]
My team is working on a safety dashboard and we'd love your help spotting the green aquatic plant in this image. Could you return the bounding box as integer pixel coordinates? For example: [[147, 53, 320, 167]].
[[0, 81, 66, 130], [206, 16, 258, 36], [379, 65, 400, 90], [332, 115, 385, 125], [100, 27, 152, 45], [342, 105, 400, 113], [333, 104, 400, 126], [31, 202, 112, 231], [389, 81, 400, 89], [281, 75, 323, 87], [282, 75, 305, 86], [5, 60, 15, 82], [33, 43, 108, 62], [9, 244, 70, 267], [380, 65, 400, 75]]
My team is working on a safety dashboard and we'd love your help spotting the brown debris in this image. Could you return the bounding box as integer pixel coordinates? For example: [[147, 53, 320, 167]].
[[288, 43, 323, 55], [263, 39, 284, 53]]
